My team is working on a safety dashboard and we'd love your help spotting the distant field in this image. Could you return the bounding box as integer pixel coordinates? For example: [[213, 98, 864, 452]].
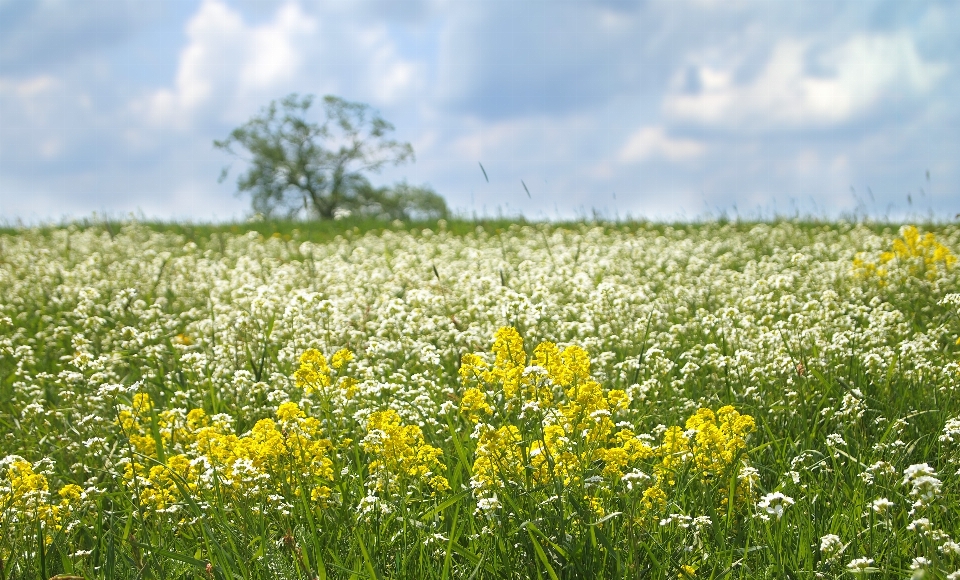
[[3, 215, 951, 242], [1, 220, 959, 579]]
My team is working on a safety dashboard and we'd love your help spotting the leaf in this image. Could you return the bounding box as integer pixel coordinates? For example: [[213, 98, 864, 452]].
[[526, 525, 560, 580]]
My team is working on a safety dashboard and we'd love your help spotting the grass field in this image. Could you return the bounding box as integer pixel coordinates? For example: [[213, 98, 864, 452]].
[[1, 219, 959, 579]]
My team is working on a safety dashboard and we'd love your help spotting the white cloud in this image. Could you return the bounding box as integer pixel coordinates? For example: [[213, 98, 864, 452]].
[[352, 25, 424, 106], [144, 0, 316, 129], [665, 33, 948, 129], [619, 126, 705, 163], [0, 75, 59, 99]]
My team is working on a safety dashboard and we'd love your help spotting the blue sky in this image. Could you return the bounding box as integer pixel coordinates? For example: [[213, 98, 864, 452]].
[[1, 0, 957, 222]]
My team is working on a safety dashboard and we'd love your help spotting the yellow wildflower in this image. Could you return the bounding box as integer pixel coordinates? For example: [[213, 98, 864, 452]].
[[459, 353, 488, 383], [331, 348, 354, 370], [364, 409, 448, 494], [460, 387, 493, 423], [491, 327, 526, 399], [641, 484, 667, 511], [472, 425, 525, 491], [532, 341, 572, 386], [561, 345, 591, 383], [529, 423, 579, 485], [276, 401, 305, 423], [58, 484, 84, 504], [294, 348, 332, 394], [858, 225, 956, 282], [685, 406, 755, 477]]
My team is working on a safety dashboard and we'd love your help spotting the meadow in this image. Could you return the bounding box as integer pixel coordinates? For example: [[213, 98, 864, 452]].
[[1, 219, 959, 579]]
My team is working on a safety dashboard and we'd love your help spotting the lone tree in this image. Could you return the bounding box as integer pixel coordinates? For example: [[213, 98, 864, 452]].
[[215, 94, 447, 220]]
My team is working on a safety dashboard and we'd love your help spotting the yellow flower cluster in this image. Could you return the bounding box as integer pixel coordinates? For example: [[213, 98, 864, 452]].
[[294, 348, 333, 393], [295, 347, 357, 397], [855, 225, 956, 282], [657, 406, 756, 509], [459, 327, 757, 521], [117, 393, 161, 457], [471, 425, 525, 492], [0, 457, 83, 537], [119, 396, 335, 514], [459, 329, 654, 503], [363, 409, 449, 495], [682, 406, 756, 477]]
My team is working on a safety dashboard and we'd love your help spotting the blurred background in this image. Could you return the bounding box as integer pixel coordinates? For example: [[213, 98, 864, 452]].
[[0, 0, 957, 223]]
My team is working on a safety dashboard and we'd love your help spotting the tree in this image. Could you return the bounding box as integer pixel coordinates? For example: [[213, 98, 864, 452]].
[[215, 94, 447, 220]]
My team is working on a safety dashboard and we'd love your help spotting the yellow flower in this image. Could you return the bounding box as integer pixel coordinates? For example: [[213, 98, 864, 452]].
[[58, 484, 84, 504], [561, 345, 591, 383], [861, 225, 956, 282], [276, 401, 305, 423], [331, 348, 354, 370], [186, 407, 208, 430], [338, 376, 359, 398], [588, 495, 605, 517], [492, 326, 526, 370], [472, 425, 525, 491], [294, 348, 332, 394], [532, 341, 572, 386], [529, 423, 579, 485], [686, 406, 755, 476], [132, 392, 154, 414], [641, 484, 667, 511], [460, 387, 493, 423], [364, 409, 447, 494], [459, 353, 488, 383]]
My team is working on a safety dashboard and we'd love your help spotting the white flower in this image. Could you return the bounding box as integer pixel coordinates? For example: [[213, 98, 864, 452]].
[[942, 541, 960, 556], [820, 534, 843, 559], [870, 498, 894, 515], [903, 463, 936, 484], [826, 433, 846, 447], [941, 417, 960, 443], [476, 495, 501, 513], [757, 492, 794, 520], [659, 513, 693, 528], [621, 470, 650, 491], [903, 464, 942, 504], [911, 475, 942, 501], [846, 557, 877, 574], [522, 365, 547, 377], [866, 461, 896, 477]]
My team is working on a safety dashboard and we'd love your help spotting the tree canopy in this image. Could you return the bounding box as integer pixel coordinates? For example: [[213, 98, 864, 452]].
[[215, 94, 448, 221]]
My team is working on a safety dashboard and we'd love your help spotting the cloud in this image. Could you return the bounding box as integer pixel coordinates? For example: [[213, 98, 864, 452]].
[[0, 74, 58, 100], [619, 126, 705, 163], [144, 0, 316, 129], [664, 33, 948, 130]]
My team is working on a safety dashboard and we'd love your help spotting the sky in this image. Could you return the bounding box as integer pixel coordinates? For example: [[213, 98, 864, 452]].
[[1, 0, 958, 223]]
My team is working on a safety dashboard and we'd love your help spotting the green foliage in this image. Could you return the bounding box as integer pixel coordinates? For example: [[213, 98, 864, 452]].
[[214, 93, 447, 221]]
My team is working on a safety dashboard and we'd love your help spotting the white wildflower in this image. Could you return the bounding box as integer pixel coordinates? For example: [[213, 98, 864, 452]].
[[846, 557, 877, 574], [870, 498, 894, 515], [820, 534, 843, 560], [757, 492, 794, 520]]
